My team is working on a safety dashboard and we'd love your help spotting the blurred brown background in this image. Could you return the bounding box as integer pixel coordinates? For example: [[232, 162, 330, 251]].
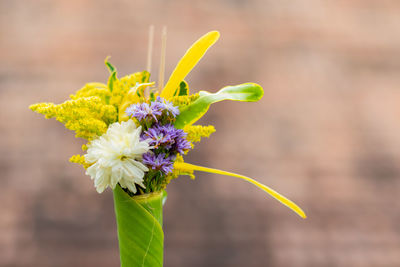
[[2, 0, 400, 266]]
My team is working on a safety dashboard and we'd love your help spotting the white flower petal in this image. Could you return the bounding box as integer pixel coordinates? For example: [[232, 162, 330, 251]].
[[84, 120, 150, 194], [126, 158, 149, 172]]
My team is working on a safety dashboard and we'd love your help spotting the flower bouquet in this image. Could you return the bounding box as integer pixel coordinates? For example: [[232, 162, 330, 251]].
[[30, 30, 306, 267]]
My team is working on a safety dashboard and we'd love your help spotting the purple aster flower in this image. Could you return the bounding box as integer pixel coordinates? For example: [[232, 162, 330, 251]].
[[156, 96, 180, 117], [150, 101, 165, 115], [141, 125, 175, 149], [125, 102, 163, 122], [156, 124, 180, 139], [171, 127, 191, 153], [142, 152, 174, 174], [174, 136, 192, 154], [141, 123, 192, 154]]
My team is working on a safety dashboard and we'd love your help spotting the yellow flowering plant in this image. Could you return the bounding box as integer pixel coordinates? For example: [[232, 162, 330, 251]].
[[30, 30, 306, 267]]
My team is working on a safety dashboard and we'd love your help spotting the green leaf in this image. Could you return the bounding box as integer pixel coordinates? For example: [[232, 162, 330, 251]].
[[113, 186, 164, 267], [141, 71, 151, 83], [177, 80, 189, 96], [172, 80, 189, 97], [107, 71, 117, 93], [174, 83, 263, 129], [105, 56, 116, 73]]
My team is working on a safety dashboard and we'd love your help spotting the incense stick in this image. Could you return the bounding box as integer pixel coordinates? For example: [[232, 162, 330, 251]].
[[158, 26, 167, 92], [145, 25, 155, 97], [146, 25, 154, 74]]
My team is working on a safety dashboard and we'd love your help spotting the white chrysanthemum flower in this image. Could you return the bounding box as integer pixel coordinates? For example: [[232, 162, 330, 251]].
[[84, 120, 150, 193]]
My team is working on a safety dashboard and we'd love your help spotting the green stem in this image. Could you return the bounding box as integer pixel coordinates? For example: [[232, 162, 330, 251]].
[[113, 186, 165, 267]]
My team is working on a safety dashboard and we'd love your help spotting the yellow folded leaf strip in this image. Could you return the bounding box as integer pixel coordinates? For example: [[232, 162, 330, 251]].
[[118, 82, 156, 122], [174, 162, 306, 219], [160, 31, 220, 99]]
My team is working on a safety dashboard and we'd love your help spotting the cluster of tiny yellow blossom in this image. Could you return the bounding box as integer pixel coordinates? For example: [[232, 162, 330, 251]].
[[171, 94, 200, 107], [184, 125, 216, 144], [110, 72, 150, 107], [30, 96, 117, 139], [70, 83, 111, 103], [69, 154, 90, 169]]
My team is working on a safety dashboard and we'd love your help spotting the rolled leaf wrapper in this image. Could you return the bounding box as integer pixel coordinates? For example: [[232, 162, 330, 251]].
[[113, 186, 165, 267]]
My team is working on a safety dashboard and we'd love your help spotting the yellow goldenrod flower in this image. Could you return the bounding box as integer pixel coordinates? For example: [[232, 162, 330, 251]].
[[184, 125, 216, 143], [111, 72, 150, 107], [30, 96, 117, 140], [70, 83, 111, 103], [170, 94, 200, 107], [69, 154, 90, 169]]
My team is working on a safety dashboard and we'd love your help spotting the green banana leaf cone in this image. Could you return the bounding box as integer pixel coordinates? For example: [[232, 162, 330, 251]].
[[113, 185, 166, 267]]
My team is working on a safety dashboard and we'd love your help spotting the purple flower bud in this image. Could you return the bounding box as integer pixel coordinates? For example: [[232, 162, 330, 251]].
[[126, 102, 163, 122], [142, 152, 174, 174], [142, 124, 191, 154], [156, 96, 180, 117]]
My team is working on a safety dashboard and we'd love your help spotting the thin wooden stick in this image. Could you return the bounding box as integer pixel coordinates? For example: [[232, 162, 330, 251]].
[[158, 26, 167, 92], [146, 25, 154, 74], [144, 25, 155, 98]]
